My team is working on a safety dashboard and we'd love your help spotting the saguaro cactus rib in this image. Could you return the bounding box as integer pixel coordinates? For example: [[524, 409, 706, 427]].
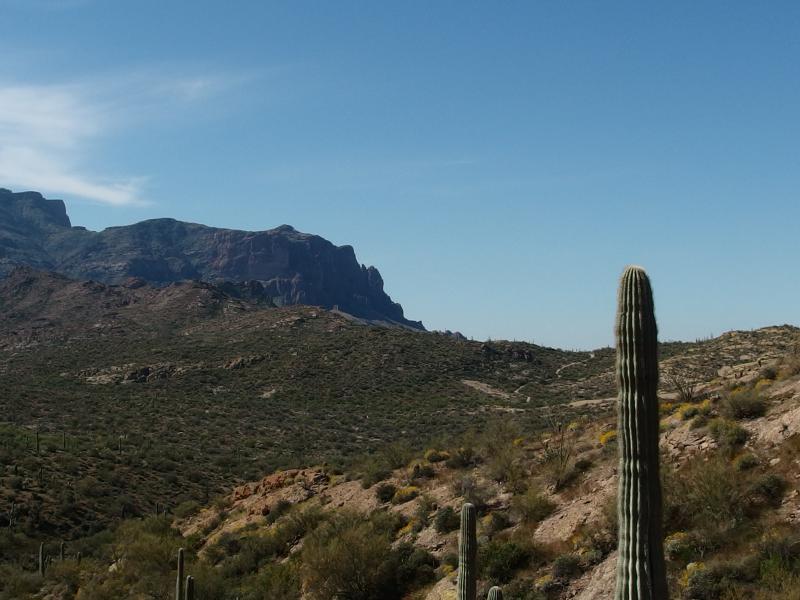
[[614, 266, 667, 600]]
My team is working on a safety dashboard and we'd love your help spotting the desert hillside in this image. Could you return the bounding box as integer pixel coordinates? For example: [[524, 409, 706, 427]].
[[3, 317, 798, 599]]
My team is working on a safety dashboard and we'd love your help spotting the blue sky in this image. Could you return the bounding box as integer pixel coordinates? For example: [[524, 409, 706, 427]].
[[1, 1, 798, 349]]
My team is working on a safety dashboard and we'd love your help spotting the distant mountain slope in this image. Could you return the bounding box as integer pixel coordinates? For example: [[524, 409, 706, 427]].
[[0, 188, 422, 328]]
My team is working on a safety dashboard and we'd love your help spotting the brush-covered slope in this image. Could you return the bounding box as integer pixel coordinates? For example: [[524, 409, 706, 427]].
[[0, 187, 421, 327], [0, 268, 584, 542], [8, 324, 800, 600]]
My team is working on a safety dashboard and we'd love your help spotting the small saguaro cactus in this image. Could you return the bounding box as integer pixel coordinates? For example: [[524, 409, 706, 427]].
[[175, 547, 185, 600], [185, 575, 195, 600], [38, 542, 45, 576], [60, 541, 65, 561], [614, 266, 668, 599], [457, 503, 477, 600], [487, 587, 503, 600]]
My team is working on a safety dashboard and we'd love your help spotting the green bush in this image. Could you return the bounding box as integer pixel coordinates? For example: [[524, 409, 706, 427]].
[[722, 390, 767, 420], [663, 457, 753, 533], [480, 540, 530, 583], [750, 473, 787, 507], [265, 499, 293, 524], [173, 500, 201, 520], [733, 453, 759, 471], [375, 483, 397, 503], [552, 553, 582, 580], [239, 562, 301, 600], [501, 579, 547, 600], [391, 486, 420, 505], [300, 511, 434, 600], [511, 488, 555, 525], [434, 507, 460, 534], [708, 419, 749, 454]]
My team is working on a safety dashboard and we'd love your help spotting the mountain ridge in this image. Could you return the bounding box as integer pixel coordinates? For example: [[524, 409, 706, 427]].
[[0, 187, 422, 328]]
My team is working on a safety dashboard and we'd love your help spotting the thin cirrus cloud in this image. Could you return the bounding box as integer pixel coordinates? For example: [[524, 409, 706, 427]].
[[0, 71, 246, 207]]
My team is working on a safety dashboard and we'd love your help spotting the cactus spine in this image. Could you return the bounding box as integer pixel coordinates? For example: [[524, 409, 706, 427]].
[[487, 587, 503, 600], [614, 266, 667, 600], [176, 548, 185, 600], [185, 575, 195, 600], [457, 503, 477, 600]]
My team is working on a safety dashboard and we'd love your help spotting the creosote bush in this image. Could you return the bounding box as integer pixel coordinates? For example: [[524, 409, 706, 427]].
[[721, 389, 767, 420]]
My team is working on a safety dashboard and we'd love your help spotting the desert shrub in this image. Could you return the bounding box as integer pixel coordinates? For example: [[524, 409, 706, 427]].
[[690, 414, 710, 430], [501, 579, 547, 600], [301, 512, 393, 600], [759, 530, 800, 561], [265, 499, 292, 524], [360, 458, 392, 489], [239, 562, 301, 599], [721, 389, 767, 420], [409, 462, 435, 480], [0, 564, 41, 600], [480, 540, 530, 583], [387, 542, 437, 591], [664, 457, 752, 533], [664, 531, 704, 563], [485, 445, 527, 492], [749, 473, 787, 507], [434, 507, 460, 534], [778, 356, 800, 379], [451, 475, 488, 510], [758, 366, 778, 381], [485, 511, 511, 535], [733, 453, 759, 471], [392, 486, 420, 505], [574, 457, 593, 472], [442, 552, 459, 570], [375, 483, 397, 503], [173, 500, 201, 520], [445, 445, 477, 470], [511, 488, 555, 525], [678, 403, 700, 420], [708, 419, 749, 455], [552, 553, 582, 580], [598, 430, 617, 447], [540, 420, 575, 490], [424, 449, 449, 463], [301, 511, 434, 600], [684, 557, 760, 600]]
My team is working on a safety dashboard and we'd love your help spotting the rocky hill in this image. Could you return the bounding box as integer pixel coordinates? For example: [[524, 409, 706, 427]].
[[0, 187, 421, 328]]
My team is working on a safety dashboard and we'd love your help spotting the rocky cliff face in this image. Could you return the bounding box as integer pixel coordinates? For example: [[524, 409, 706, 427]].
[[0, 188, 422, 328]]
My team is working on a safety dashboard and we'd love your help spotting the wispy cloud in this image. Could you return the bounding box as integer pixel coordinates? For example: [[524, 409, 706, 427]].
[[0, 69, 248, 206]]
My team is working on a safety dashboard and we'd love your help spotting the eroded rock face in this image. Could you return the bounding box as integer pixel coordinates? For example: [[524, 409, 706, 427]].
[[0, 188, 422, 328]]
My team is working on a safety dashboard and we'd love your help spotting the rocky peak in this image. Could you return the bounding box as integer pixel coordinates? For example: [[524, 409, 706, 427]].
[[0, 188, 71, 231]]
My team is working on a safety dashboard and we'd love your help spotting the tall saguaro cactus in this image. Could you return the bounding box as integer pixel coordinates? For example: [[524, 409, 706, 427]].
[[38, 542, 45, 577], [175, 548, 185, 600], [614, 266, 668, 599], [457, 503, 477, 600]]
